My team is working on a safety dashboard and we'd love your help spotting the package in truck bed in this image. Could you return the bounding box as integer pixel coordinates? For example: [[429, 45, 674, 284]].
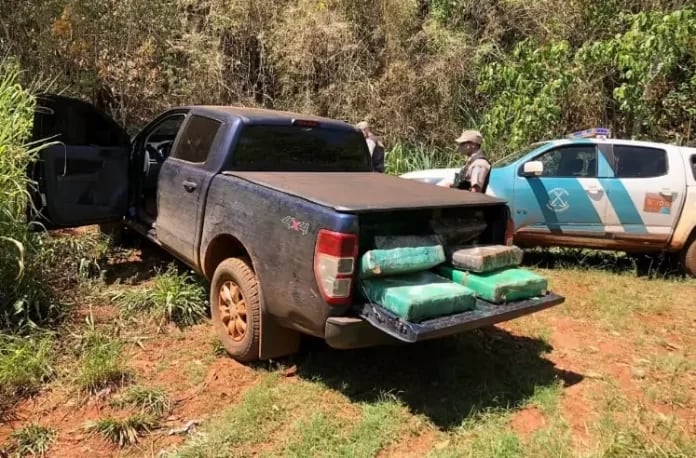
[[430, 218, 488, 246], [360, 235, 445, 278], [437, 266, 547, 304], [360, 271, 476, 322], [446, 244, 524, 273]]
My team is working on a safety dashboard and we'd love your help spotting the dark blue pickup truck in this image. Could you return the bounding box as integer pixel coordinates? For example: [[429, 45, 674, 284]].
[[29, 94, 564, 362]]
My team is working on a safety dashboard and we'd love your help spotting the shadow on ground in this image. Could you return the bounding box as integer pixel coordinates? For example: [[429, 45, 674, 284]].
[[292, 327, 582, 430], [522, 248, 685, 279], [103, 237, 181, 285]]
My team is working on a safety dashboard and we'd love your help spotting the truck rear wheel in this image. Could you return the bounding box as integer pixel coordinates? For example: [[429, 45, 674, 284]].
[[683, 238, 696, 277], [210, 258, 261, 362]]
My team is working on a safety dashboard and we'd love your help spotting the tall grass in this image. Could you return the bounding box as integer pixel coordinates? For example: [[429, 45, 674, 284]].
[[0, 58, 55, 328], [385, 142, 461, 176]]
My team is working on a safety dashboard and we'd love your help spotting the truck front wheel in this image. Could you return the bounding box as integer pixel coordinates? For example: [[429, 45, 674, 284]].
[[210, 258, 261, 362], [683, 238, 696, 277]]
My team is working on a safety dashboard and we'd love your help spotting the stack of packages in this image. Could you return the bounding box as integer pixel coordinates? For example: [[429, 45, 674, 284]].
[[358, 227, 549, 323], [359, 235, 476, 322], [436, 245, 548, 303]]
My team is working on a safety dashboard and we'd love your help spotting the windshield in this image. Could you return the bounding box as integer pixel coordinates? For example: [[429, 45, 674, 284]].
[[228, 125, 372, 172], [494, 142, 550, 167]]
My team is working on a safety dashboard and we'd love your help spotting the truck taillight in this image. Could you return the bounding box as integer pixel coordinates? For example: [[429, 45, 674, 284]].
[[505, 216, 515, 246], [314, 229, 358, 305]]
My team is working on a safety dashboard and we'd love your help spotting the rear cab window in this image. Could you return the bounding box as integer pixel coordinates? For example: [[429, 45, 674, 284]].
[[611, 145, 667, 178], [228, 125, 371, 172], [691, 155, 696, 180], [172, 115, 222, 163]]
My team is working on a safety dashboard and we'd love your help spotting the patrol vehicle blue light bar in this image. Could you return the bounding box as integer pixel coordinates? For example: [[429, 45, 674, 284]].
[[568, 127, 612, 139]]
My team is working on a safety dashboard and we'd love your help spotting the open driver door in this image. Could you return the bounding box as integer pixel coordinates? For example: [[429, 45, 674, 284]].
[[28, 94, 131, 229]]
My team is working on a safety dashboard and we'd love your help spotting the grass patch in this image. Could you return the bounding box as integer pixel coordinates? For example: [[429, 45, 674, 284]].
[[76, 331, 129, 393], [112, 263, 207, 327], [110, 385, 171, 416], [644, 353, 694, 408], [171, 375, 289, 457], [385, 142, 459, 176], [6, 424, 57, 457], [0, 335, 54, 407], [282, 396, 408, 457], [86, 413, 156, 447], [430, 411, 523, 458]]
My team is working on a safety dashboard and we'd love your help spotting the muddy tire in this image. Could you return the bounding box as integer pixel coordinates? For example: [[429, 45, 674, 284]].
[[210, 258, 261, 362], [682, 238, 696, 278]]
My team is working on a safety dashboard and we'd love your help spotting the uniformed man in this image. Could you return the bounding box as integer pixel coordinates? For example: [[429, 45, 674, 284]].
[[448, 129, 491, 193], [356, 121, 385, 173]]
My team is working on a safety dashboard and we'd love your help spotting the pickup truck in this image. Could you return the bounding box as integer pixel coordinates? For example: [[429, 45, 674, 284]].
[[401, 132, 696, 277], [29, 94, 564, 362]]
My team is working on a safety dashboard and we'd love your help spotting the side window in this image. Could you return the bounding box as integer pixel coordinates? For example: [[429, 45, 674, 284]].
[[532, 145, 598, 178], [690, 155, 696, 180], [172, 115, 221, 163], [144, 115, 186, 160], [613, 145, 667, 178]]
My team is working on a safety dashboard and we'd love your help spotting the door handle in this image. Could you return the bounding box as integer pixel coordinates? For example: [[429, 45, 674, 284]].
[[659, 189, 674, 198], [585, 187, 603, 196], [183, 180, 198, 192]]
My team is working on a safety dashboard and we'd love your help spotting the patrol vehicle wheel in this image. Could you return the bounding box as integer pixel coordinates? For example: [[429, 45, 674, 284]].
[[210, 258, 261, 362], [683, 239, 696, 277]]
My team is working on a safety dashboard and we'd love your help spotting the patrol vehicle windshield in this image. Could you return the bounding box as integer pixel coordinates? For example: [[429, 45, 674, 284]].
[[494, 142, 550, 167]]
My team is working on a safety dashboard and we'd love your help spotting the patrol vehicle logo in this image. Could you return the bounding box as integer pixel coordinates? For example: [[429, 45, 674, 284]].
[[547, 188, 570, 212]]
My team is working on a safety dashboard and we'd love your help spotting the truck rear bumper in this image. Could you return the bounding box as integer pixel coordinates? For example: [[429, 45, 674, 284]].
[[325, 293, 564, 349]]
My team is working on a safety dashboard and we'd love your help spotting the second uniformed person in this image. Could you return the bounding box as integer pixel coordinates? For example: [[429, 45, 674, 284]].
[[450, 129, 491, 193]]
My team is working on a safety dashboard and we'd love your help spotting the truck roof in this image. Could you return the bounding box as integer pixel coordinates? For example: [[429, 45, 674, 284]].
[[223, 171, 506, 213], [188, 105, 355, 130]]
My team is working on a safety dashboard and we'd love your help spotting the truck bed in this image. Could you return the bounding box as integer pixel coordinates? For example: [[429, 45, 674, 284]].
[[223, 171, 506, 213]]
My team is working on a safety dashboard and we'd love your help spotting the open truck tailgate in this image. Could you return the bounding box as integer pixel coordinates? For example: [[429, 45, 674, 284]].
[[358, 294, 564, 343]]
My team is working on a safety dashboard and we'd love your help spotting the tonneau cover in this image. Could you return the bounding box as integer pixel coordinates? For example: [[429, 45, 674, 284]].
[[223, 171, 505, 213]]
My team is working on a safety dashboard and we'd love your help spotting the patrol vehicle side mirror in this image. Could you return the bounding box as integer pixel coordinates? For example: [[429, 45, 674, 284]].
[[522, 161, 543, 177]]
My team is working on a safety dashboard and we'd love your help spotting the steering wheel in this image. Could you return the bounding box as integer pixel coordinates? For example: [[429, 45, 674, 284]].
[[146, 143, 166, 164]]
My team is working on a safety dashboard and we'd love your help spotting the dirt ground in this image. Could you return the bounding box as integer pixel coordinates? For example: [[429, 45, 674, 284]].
[[1, 241, 694, 457]]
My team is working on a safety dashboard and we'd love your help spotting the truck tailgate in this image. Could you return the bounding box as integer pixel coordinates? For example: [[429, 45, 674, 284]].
[[223, 171, 505, 213], [358, 294, 564, 343]]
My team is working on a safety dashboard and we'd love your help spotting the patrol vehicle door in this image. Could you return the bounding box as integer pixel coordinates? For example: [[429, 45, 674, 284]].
[[512, 143, 606, 237], [598, 144, 686, 246]]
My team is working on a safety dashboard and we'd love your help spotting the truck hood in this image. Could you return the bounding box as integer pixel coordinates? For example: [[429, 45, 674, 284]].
[[224, 171, 506, 213]]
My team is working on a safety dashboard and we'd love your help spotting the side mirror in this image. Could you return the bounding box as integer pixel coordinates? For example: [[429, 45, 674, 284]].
[[522, 161, 543, 177]]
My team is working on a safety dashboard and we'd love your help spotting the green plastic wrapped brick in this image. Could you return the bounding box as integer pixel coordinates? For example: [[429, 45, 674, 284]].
[[437, 266, 548, 304], [360, 271, 476, 322], [360, 235, 445, 278], [446, 244, 524, 273]]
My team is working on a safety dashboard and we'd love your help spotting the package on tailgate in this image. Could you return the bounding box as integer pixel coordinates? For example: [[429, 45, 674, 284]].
[[360, 271, 476, 322], [438, 266, 548, 304], [446, 244, 524, 273]]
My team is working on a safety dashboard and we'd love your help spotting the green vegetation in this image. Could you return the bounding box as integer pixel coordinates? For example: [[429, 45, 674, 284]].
[[1, 1, 693, 165], [76, 330, 129, 393], [110, 385, 171, 416], [113, 264, 207, 327], [6, 424, 57, 457], [0, 335, 54, 408], [86, 413, 157, 447]]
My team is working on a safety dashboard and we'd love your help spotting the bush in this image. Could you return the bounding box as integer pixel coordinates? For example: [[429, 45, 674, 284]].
[[0, 335, 54, 408], [113, 264, 207, 327]]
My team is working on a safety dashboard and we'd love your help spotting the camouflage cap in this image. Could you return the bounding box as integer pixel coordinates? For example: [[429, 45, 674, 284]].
[[455, 129, 483, 145]]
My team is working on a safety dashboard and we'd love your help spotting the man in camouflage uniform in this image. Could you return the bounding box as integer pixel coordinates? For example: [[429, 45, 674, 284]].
[[450, 129, 491, 193]]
